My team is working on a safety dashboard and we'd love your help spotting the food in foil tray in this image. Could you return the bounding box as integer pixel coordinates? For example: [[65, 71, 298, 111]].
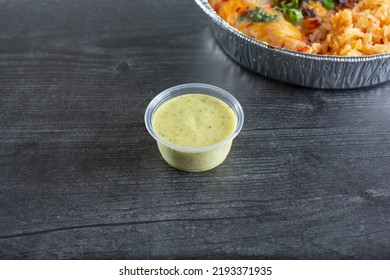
[[209, 0, 390, 56]]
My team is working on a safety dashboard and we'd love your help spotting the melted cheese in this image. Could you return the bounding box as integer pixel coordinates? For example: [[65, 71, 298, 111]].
[[209, 0, 320, 53]]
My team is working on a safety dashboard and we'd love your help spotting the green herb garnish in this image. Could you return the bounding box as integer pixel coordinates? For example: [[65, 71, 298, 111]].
[[275, 0, 304, 24], [238, 7, 279, 23], [322, 0, 335, 10]]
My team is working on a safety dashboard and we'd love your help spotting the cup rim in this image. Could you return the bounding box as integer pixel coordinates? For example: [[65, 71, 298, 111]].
[[144, 83, 244, 152]]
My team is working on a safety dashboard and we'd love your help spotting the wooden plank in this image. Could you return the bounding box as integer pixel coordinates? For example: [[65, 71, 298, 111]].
[[1, 0, 390, 259]]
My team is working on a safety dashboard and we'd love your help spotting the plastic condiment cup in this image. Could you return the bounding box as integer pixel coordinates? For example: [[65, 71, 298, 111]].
[[144, 83, 244, 172]]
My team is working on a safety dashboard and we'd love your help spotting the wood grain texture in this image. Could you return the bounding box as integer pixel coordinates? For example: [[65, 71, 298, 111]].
[[1, 0, 390, 259]]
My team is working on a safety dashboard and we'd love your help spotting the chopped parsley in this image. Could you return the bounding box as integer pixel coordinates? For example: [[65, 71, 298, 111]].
[[322, 0, 335, 10], [238, 7, 279, 23], [275, 0, 304, 24]]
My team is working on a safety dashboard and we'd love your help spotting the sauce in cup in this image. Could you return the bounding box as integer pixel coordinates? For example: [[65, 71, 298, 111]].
[[152, 94, 237, 148], [145, 84, 244, 172]]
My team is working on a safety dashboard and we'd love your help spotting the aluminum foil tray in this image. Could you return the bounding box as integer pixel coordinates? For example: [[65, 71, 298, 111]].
[[195, 0, 390, 89]]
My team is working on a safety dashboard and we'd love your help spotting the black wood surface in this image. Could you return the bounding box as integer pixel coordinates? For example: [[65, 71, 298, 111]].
[[1, 0, 390, 260]]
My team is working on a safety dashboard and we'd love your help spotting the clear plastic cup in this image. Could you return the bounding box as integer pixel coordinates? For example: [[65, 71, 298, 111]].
[[144, 83, 244, 172]]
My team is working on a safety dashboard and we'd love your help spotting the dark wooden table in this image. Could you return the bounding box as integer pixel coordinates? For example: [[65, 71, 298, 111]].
[[1, 0, 390, 260]]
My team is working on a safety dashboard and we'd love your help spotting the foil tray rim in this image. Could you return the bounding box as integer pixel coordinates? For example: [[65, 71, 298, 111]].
[[195, 0, 390, 62]]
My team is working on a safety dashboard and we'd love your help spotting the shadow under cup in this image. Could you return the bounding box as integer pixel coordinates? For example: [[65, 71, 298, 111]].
[[145, 83, 244, 172]]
